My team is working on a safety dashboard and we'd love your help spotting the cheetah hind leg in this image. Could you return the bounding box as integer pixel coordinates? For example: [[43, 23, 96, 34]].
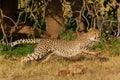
[[20, 53, 38, 66], [21, 51, 54, 66]]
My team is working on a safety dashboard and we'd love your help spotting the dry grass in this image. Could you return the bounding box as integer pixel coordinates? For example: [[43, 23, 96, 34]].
[[0, 54, 120, 80]]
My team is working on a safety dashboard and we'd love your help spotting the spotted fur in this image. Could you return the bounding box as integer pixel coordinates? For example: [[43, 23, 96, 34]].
[[5, 29, 100, 64]]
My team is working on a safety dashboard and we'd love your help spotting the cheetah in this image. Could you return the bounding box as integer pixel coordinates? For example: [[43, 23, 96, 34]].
[[4, 28, 100, 64]]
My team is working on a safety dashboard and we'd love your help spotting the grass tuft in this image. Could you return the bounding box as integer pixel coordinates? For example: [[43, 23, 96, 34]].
[[0, 44, 34, 57]]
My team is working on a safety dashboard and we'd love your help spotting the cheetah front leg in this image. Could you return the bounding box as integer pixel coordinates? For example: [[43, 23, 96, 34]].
[[82, 50, 101, 56], [40, 53, 54, 63]]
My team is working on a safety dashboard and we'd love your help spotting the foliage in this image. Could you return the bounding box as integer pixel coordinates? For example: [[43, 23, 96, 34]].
[[0, 44, 34, 57], [60, 29, 75, 40], [92, 36, 120, 56], [92, 42, 105, 51], [18, 0, 44, 28], [67, 20, 77, 31], [108, 38, 120, 56], [17, 0, 119, 36], [87, 0, 119, 36]]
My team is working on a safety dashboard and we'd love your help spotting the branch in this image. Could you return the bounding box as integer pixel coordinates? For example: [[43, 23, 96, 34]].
[[0, 9, 8, 43], [116, 4, 120, 37]]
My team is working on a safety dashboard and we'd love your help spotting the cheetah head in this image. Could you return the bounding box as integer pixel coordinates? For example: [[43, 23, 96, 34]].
[[88, 29, 100, 42]]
